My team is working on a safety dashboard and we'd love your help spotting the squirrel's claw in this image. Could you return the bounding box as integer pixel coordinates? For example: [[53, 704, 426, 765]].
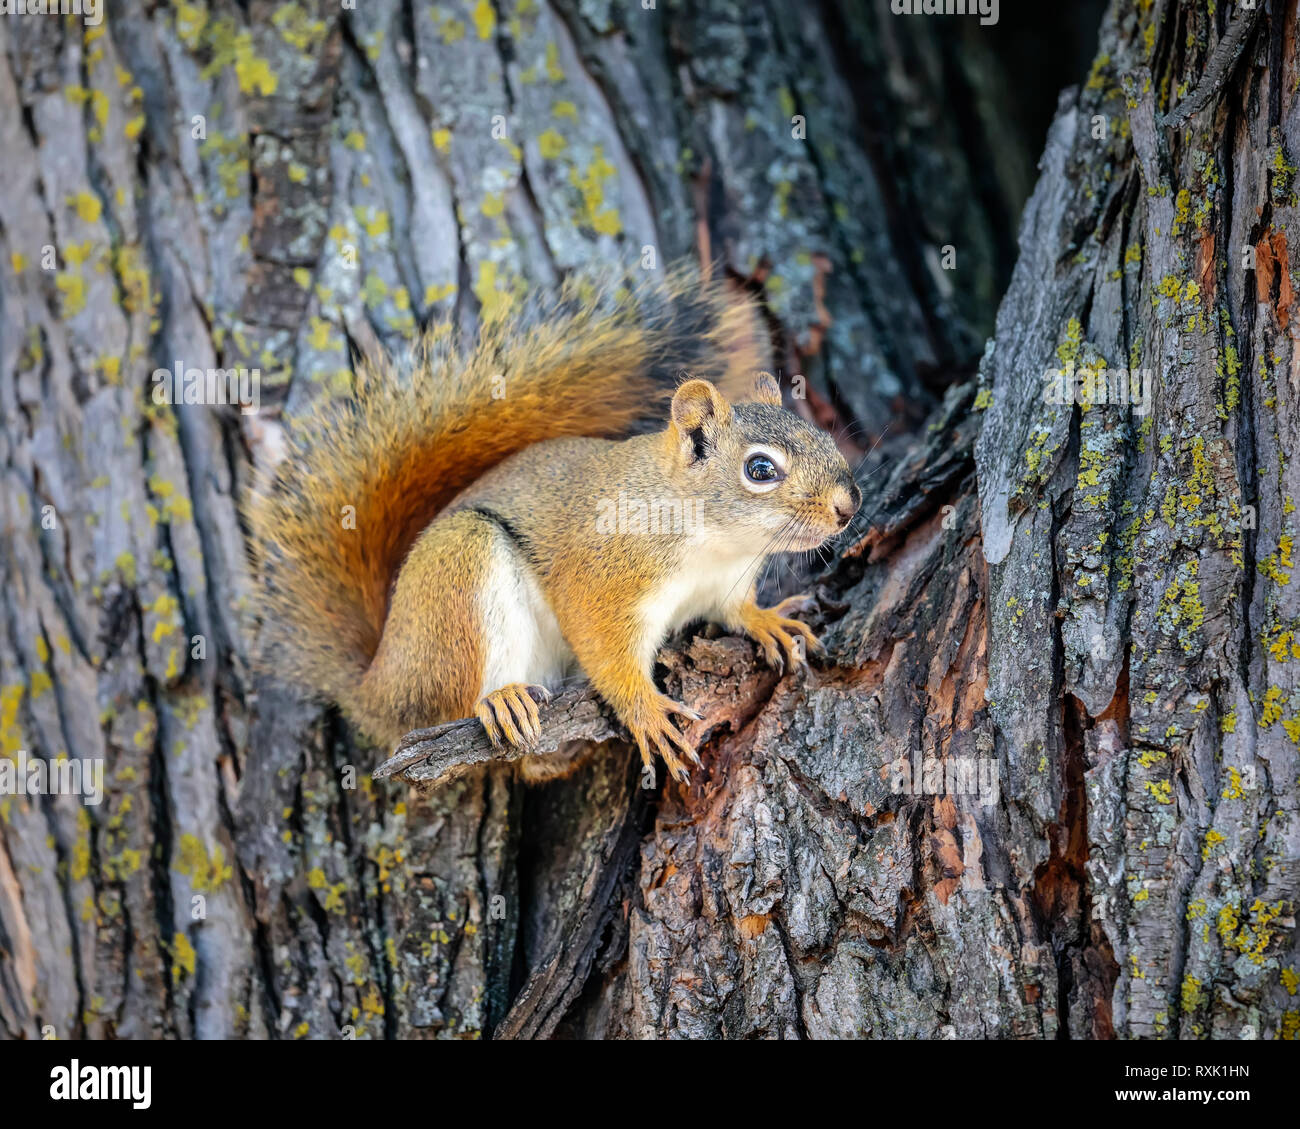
[[475, 697, 505, 747], [665, 700, 703, 723], [627, 694, 701, 786], [476, 683, 547, 749], [773, 597, 826, 659], [771, 592, 819, 619], [506, 687, 543, 744], [739, 600, 824, 676]]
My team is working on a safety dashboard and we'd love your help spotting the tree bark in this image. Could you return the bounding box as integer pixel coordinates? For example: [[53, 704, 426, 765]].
[[3, 0, 1296, 1042]]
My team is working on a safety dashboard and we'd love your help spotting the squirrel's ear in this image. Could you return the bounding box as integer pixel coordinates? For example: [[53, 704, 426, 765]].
[[749, 372, 782, 406], [670, 379, 731, 461]]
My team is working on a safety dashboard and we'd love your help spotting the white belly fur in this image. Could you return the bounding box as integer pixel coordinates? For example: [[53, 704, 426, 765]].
[[477, 535, 573, 696], [637, 547, 763, 666]]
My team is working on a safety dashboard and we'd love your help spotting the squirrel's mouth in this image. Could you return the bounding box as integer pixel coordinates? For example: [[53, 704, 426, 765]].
[[791, 524, 843, 551]]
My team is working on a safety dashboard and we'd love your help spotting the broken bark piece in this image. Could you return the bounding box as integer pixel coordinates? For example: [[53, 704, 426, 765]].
[[375, 688, 621, 789], [375, 635, 785, 790]]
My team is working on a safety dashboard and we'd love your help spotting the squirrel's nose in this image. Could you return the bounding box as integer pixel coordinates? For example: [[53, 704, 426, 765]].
[[832, 484, 860, 527]]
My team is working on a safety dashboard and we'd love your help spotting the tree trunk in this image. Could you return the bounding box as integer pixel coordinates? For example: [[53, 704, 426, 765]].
[[2, 0, 1295, 1042]]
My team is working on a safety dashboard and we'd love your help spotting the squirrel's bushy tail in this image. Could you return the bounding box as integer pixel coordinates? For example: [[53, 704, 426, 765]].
[[248, 264, 765, 721]]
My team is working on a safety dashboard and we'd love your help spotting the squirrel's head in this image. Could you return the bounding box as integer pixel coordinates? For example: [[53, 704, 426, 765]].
[[665, 375, 861, 553]]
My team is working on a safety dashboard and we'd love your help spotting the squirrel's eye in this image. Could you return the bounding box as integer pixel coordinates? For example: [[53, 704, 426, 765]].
[[744, 454, 780, 484]]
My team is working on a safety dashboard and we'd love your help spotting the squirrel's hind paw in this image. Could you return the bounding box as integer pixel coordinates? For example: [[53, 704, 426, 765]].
[[627, 694, 702, 785], [475, 683, 549, 749]]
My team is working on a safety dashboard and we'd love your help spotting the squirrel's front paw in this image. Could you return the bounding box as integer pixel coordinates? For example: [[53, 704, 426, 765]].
[[625, 693, 703, 785], [739, 596, 824, 675], [475, 683, 552, 749]]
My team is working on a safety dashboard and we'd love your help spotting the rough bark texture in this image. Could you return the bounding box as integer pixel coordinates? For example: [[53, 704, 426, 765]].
[[3, 0, 1295, 1043], [975, 0, 1300, 1041]]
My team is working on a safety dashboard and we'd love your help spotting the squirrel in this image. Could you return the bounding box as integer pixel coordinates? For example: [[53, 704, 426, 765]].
[[248, 265, 861, 785]]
